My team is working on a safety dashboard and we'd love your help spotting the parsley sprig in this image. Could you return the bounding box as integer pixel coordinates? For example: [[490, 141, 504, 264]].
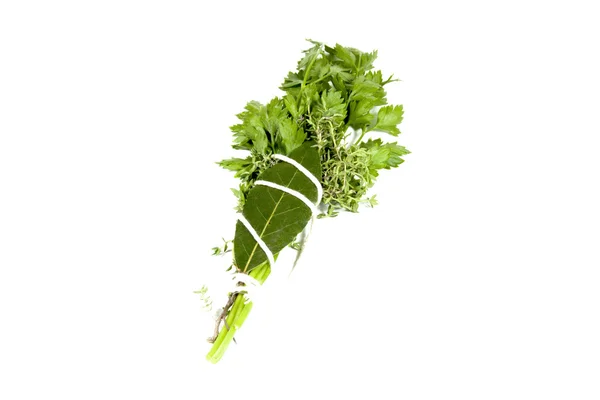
[[218, 40, 409, 216]]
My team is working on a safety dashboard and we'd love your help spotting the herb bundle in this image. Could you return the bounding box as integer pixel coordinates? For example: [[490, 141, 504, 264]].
[[203, 40, 409, 363]]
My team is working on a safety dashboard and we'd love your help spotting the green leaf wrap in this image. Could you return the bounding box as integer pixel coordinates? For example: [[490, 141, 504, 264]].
[[234, 142, 321, 272]]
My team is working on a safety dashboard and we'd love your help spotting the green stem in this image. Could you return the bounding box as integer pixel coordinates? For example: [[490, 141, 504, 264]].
[[206, 262, 272, 364], [299, 44, 324, 103], [301, 55, 318, 90], [355, 127, 370, 144], [311, 71, 332, 86]]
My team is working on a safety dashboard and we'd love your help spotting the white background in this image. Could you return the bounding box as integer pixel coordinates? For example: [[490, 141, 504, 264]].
[[1, 1, 599, 399]]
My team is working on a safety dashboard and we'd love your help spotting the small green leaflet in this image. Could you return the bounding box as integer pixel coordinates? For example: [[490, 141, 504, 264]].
[[360, 138, 411, 176], [374, 105, 404, 136], [234, 143, 322, 272], [278, 118, 306, 154], [217, 157, 251, 173]]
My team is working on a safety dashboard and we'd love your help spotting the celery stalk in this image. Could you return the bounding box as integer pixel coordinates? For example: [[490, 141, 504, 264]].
[[206, 263, 271, 363]]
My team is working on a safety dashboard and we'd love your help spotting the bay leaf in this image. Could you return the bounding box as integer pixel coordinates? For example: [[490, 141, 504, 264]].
[[234, 142, 321, 272]]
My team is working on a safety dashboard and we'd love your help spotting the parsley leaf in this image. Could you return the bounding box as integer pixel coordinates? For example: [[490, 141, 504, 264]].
[[278, 118, 306, 154], [217, 157, 251, 173], [362, 139, 410, 173], [373, 105, 404, 136]]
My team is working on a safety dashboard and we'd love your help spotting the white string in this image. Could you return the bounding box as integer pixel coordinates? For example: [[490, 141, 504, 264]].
[[237, 213, 276, 269], [232, 272, 260, 288], [269, 153, 324, 274], [254, 180, 320, 215], [232, 272, 261, 304], [272, 153, 323, 204], [231, 153, 324, 298], [235, 214, 273, 304]]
